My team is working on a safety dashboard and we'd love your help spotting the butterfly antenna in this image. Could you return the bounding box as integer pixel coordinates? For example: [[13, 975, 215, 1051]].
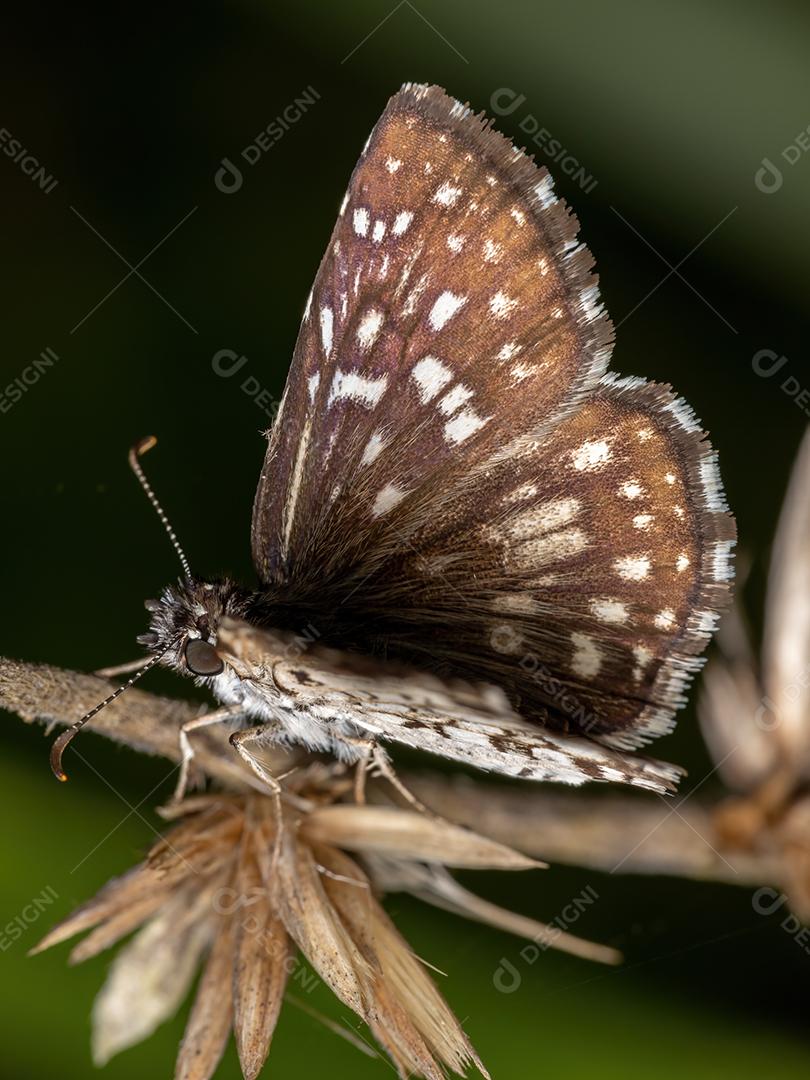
[[129, 436, 193, 579], [50, 644, 173, 782]]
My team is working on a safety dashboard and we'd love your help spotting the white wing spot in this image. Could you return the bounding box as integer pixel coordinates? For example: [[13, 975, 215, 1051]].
[[676, 553, 690, 573], [571, 439, 611, 471], [510, 207, 526, 225], [372, 219, 386, 242], [411, 355, 453, 403], [615, 555, 651, 581], [444, 407, 490, 444], [492, 593, 538, 614], [429, 291, 467, 330], [372, 482, 408, 518], [307, 372, 320, 403], [327, 369, 388, 409], [665, 472, 676, 485], [385, 156, 402, 173], [590, 598, 629, 624], [438, 383, 473, 416], [510, 363, 534, 382], [434, 182, 462, 206], [619, 480, 645, 499], [655, 609, 676, 630], [356, 309, 384, 350], [361, 429, 387, 466], [353, 208, 369, 236], [515, 527, 589, 569], [392, 210, 413, 236], [497, 341, 522, 361], [483, 239, 503, 262], [637, 427, 653, 442], [489, 503, 588, 571], [633, 513, 654, 530], [490, 291, 517, 319], [319, 306, 333, 356], [447, 233, 466, 253], [502, 482, 538, 505], [570, 632, 602, 678], [632, 644, 653, 682], [512, 497, 581, 536]]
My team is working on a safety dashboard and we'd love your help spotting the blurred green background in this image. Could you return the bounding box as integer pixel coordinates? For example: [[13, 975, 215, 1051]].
[[2, 2, 809, 1077]]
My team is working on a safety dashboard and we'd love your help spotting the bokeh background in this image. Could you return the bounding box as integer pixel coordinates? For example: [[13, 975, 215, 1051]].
[[2, 2, 809, 1077]]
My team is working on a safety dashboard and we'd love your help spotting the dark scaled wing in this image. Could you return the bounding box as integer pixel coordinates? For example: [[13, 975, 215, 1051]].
[[252, 82, 612, 583], [251, 83, 734, 755]]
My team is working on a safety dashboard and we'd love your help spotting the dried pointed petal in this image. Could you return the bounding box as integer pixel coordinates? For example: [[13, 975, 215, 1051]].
[[320, 845, 486, 1079], [157, 794, 243, 821], [175, 914, 235, 1080], [763, 427, 810, 765], [301, 804, 542, 869], [30, 863, 165, 955], [387, 860, 622, 965], [317, 847, 446, 1080], [699, 656, 777, 792], [270, 824, 374, 1018], [69, 890, 170, 965], [147, 810, 243, 876], [232, 831, 290, 1080], [92, 885, 216, 1065]]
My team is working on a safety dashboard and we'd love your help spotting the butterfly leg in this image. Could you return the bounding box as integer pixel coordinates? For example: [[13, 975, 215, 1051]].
[[337, 736, 375, 804], [369, 744, 429, 814], [229, 721, 287, 837], [174, 705, 244, 803], [338, 733, 427, 813]]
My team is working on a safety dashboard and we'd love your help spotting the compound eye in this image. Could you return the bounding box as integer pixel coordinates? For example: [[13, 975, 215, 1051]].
[[184, 638, 224, 676]]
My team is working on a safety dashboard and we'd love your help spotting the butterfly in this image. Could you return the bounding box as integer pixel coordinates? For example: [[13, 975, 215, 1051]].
[[51, 83, 735, 798]]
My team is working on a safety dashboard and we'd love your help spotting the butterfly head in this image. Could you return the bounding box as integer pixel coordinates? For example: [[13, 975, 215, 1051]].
[[139, 577, 251, 679], [50, 437, 256, 784]]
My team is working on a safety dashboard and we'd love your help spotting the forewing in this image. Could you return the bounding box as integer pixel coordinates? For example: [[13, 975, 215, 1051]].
[[252, 82, 612, 583]]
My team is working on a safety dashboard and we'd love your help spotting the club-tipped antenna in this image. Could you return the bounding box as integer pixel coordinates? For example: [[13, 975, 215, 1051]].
[[50, 643, 174, 782], [129, 436, 192, 579]]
